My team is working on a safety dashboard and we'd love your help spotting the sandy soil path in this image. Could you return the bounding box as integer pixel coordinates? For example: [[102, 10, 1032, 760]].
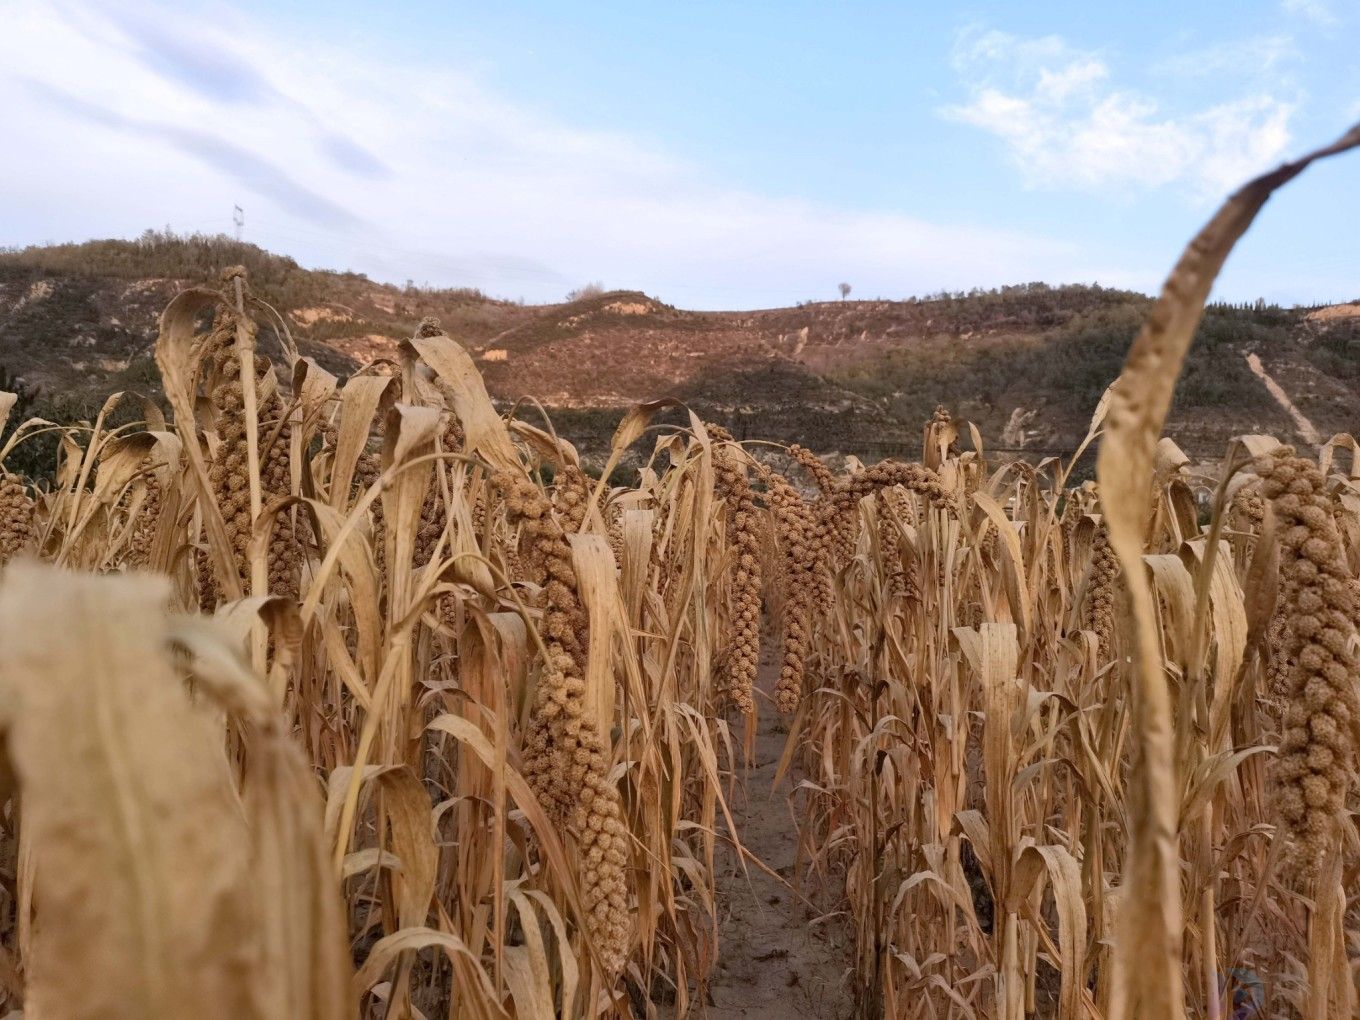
[[662, 653, 855, 1018]]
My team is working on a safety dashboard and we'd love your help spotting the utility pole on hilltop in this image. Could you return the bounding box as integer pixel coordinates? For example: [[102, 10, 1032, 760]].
[[233, 205, 245, 242]]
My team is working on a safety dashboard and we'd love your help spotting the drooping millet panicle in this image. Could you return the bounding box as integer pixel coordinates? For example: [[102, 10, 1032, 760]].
[[0, 471, 35, 567], [1256, 448, 1360, 876], [124, 459, 163, 570], [425, 412, 470, 626], [1228, 485, 1266, 537], [510, 464, 591, 586], [193, 316, 236, 609], [882, 485, 922, 604], [1059, 490, 1083, 544], [1227, 483, 1267, 570], [259, 391, 299, 598], [469, 488, 522, 584], [653, 481, 690, 620], [440, 403, 465, 452], [201, 316, 299, 603], [195, 545, 216, 613], [414, 488, 444, 568], [978, 526, 1001, 573], [819, 460, 956, 568], [416, 314, 443, 339], [789, 444, 836, 496], [807, 495, 837, 617], [1083, 523, 1118, 661], [495, 471, 631, 974], [413, 411, 466, 568], [764, 470, 818, 713], [644, 496, 667, 592], [551, 464, 590, 535], [1060, 482, 1099, 570], [354, 442, 386, 574], [1265, 609, 1292, 700], [605, 499, 625, 565], [708, 426, 761, 716], [882, 482, 918, 529], [801, 460, 954, 627], [877, 490, 909, 601]]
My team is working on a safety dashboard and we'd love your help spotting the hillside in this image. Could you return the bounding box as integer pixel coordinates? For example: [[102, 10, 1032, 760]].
[[3, 234, 1358, 469]]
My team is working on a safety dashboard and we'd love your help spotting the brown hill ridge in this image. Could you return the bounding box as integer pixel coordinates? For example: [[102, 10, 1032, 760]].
[[3, 233, 1358, 467]]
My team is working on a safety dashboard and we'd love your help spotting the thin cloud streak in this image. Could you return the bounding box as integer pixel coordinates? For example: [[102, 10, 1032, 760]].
[[99, 6, 284, 105], [88, 2, 393, 181], [25, 81, 366, 230]]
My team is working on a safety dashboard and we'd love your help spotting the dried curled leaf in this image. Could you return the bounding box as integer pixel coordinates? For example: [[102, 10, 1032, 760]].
[[0, 563, 260, 1019]]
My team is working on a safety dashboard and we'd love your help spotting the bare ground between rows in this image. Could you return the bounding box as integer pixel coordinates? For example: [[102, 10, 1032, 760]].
[[655, 653, 856, 1018]]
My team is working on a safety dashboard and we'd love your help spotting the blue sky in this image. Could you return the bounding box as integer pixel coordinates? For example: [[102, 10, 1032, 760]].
[[1, 0, 1357, 308]]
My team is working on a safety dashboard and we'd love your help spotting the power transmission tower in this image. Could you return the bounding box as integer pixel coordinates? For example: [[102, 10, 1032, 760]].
[[233, 205, 245, 242]]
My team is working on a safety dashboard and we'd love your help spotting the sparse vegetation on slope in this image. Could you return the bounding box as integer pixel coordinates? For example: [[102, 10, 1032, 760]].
[[6, 238, 1358, 475]]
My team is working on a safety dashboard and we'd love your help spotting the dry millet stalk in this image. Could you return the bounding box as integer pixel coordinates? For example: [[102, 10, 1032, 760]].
[[496, 471, 631, 974], [923, 405, 960, 466], [0, 472, 34, 567], [708, 426, 761, 716], [1256, 449, 1360, 876]]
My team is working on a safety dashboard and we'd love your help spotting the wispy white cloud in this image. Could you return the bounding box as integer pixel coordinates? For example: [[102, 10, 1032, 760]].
[[1151, 35, 1299, 79], [942, 28, 1298, 199], [0, 0, 1096, 308], [1281, 0, 1337, 26]]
